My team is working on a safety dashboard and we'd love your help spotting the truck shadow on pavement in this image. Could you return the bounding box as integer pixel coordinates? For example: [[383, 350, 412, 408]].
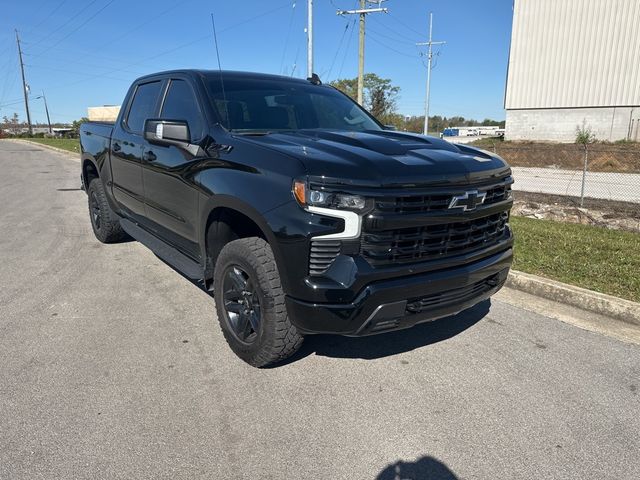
[[376, 455, 459, 480], [278, 300, 490, 365]]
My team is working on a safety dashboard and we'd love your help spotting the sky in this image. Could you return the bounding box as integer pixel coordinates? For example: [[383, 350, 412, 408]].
[[0, 0, 514, 125]]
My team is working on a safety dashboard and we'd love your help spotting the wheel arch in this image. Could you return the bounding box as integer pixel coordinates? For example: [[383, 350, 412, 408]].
[[82, 156, 100, 188], [200, 196, 285, 290]]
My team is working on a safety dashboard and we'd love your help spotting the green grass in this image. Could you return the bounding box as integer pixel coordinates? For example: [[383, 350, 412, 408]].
[[511, 216, 640, 302], [23, 137, 80, 154]]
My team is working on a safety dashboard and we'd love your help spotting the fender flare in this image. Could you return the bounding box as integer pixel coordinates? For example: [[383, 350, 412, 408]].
[[199, 195, 286, 277], [81, 154, 100, 187]]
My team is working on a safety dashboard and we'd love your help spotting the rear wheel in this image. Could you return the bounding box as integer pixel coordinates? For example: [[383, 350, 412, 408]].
[[214, 237, 303, 367], [87, 179, 127, 243]]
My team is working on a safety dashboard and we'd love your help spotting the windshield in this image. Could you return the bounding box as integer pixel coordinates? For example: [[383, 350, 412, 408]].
[[206, 77, 381, 133]]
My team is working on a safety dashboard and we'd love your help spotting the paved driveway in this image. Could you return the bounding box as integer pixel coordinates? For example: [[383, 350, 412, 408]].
[[1, 140, 638, 479]]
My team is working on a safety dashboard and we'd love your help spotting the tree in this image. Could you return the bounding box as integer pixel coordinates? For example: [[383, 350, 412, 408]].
[[2, 113, 21, 135], [330, 73, 400, 122], [328, 75, 505, 135], [71, 117, 89, 137], [575, 120, 597, 207]]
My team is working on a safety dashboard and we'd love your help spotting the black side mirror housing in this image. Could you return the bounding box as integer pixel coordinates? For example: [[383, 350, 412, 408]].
[[144, 119, 190, 147], [383, 124, 397, 131]]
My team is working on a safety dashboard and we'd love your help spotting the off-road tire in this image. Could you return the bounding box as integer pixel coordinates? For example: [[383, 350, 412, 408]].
[[214, 237, 303, 367], [87, 179, 127, 243]]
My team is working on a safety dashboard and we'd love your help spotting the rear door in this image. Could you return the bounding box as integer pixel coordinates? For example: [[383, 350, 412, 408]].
[[140, 78, 204, 259], [110, 80, 163, 219]]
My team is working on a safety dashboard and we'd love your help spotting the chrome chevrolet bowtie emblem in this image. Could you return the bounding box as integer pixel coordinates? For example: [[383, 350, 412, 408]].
[[448, 190, 487, 211]]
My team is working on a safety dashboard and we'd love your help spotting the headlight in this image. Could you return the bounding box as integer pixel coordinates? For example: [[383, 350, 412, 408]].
[[293, 180, 367, 212]]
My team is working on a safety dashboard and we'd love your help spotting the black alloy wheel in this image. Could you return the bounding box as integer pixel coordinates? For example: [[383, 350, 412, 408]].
[[222, 265, 262, 344], [89, 190, 101, 231], [213, 237, 303, 367]]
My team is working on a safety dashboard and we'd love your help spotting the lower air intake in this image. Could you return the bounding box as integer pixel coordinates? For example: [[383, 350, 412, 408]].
[[309, 240, 341, 275]]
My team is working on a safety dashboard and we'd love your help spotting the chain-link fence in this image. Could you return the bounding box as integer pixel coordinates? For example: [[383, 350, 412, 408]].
[[481, 143, 640, 206]]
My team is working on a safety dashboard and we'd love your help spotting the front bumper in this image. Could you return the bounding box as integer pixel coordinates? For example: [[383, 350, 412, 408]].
[[285, 247, 512, 336]]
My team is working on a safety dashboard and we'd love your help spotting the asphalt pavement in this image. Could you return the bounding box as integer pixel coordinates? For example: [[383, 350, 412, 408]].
[[1, 140, 639, 480]]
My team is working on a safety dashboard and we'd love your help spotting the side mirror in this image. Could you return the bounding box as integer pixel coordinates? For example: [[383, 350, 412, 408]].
[[144, 119, 190, 147], [383, 124, 397, 131]]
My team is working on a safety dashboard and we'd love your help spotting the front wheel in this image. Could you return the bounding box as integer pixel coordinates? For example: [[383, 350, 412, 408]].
[[214, 237, 303, 367]]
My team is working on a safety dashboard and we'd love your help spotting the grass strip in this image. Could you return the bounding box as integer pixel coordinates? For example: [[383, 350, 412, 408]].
[[22, 137, 80, 154], [511, 216, 640, 302]]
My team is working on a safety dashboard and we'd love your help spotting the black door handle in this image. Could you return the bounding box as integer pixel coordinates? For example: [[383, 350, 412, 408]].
[[112, 142, 121, 152], [143, 150, 157, 162]]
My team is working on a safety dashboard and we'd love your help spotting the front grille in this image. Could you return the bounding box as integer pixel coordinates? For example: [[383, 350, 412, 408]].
[[309, 240, 341, 275], [361, 211, 509, 266], [406, 274, 501, 314], [375, 179, 511, 214]]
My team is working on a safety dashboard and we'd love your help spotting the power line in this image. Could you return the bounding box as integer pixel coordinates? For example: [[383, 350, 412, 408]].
[[25, 0, 69, 35], [27, 0, 101, 50], [24, 51, 147, 76], [24, 64, 133, 83], [0, 99, 25, 109], [337, 19, 357, 79], [0, 56, 18, 106], [92, 0, 194, 51], [29, 0, 117, 58], [386, 11, 425, 37], [279, 2, 298, 75], [369, 14, 421, 43], [367, 26, 417, 46], [0, 74, 20, 111], [23, 45, 154, 71], [326, 20, 351, 81], [367, 32, 420, 59], [289, 30, 303, 77], [40, 2, 294, 93]]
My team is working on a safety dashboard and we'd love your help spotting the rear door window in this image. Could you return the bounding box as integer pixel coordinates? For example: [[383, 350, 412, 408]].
[[125, 81, 162, 134]]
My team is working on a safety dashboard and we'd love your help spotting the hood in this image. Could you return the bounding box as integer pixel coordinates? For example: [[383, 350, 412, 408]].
[[237, 129, 511, 187]]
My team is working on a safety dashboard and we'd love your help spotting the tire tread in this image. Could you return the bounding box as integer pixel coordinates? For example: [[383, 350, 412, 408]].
[[214, 237, 303, 367], [87, 179, 127, 243]]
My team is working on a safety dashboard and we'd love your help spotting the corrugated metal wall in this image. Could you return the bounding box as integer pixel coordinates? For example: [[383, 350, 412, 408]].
[[505, 0, 640, 109]]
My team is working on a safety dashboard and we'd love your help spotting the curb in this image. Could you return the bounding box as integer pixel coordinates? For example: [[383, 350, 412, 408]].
[[8, 139, 79, 158], [507, 270, 640, 326]]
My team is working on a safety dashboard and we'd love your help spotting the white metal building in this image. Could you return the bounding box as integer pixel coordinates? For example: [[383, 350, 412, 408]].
[[505, 0, 640, 142]]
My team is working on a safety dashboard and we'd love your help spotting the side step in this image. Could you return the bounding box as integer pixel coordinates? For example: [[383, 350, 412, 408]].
[[120, 218, 203, 280]]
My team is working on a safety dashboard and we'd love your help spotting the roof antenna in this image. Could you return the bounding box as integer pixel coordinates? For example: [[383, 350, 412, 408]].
[[210, 12, 230, 129]]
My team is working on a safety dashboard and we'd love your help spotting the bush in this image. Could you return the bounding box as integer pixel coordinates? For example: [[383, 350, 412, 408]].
[[575, 121, 596, 145]]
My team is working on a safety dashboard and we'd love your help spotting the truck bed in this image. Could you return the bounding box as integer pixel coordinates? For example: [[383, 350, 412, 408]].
[[80, 122, 114, 163]]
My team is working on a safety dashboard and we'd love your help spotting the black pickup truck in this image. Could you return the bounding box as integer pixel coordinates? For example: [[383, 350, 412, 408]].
[[80, 70, 513, 367]]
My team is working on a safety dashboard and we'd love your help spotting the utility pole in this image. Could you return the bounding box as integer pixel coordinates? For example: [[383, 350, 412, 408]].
[[357, 0, 365, 104], [36, 91, 52, 134], [416, 12, 445, 135], [337, 0, 387, 105], [307, 0, 313, 78], [15, 29, 32, 135]]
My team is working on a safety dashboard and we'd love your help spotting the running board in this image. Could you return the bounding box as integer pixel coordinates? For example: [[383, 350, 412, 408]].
[[120, 218, 203, 280]]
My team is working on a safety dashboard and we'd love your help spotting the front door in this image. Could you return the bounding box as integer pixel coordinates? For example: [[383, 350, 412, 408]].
[[140, 78, 203, 260]]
